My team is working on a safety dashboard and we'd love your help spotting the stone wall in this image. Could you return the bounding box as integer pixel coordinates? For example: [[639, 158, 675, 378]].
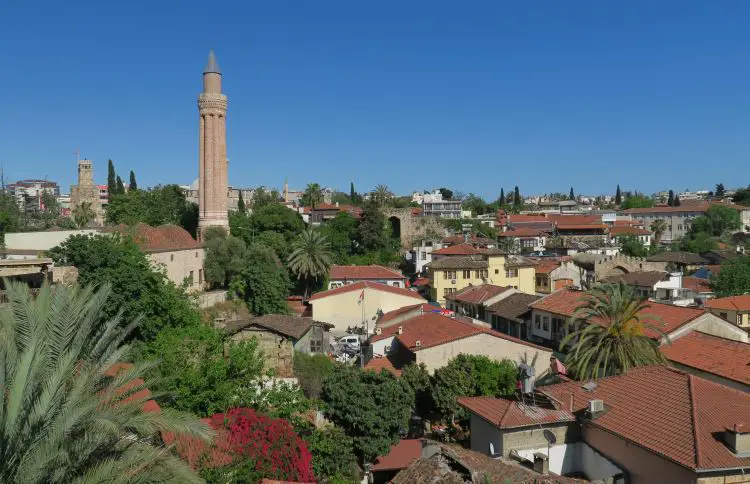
[[593, 254, 667, 280], [229, 329, 294, 377], [501, 422, 578, 456], [384, 208, 445, 250]]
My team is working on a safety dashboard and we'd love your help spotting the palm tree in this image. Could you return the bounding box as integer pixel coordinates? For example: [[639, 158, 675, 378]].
[[288, 229, 333, 299], [560, 283, 667, 380], [72, 200, 96, 228], [302, 183, 324, 209], [0, 281, 211, 483], [372, 184, 392, 208], [650, 219, 667, 247]]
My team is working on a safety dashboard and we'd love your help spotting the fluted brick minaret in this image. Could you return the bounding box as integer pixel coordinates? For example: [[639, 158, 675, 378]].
[[198, 50, 229, 237]]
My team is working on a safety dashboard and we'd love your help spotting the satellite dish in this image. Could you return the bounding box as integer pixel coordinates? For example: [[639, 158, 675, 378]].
[[543, 429, 557, 445]]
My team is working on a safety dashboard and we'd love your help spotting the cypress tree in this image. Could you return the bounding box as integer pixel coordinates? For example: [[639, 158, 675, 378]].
[[350, 182, 357, 204], [115, 175, 125, 195], [107, 160, 117, 196], [667, 190, 675, 207], [674, 195, 681, 207], [499, 188, 505, 206], [129, 170, 138, 191], [569, 187, 575, 200], [615, 185, 622, 206], [513, 186, 521, 207], [237, 191, 246, 214]]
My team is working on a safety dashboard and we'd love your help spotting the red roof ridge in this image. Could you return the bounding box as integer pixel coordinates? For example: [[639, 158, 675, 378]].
[[309, 280, 424, 301], [687, 374, 702, 469]]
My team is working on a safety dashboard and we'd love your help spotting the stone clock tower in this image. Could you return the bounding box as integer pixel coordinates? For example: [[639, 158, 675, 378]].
[[198, 50, 229, 237]]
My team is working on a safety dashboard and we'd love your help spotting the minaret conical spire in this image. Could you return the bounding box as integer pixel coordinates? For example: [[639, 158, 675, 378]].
[[204, 50, 221, 75]]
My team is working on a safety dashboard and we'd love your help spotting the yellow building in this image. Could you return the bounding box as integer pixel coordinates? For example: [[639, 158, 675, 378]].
[[428, 250, 536, 305], [705, 295, 750, 330]]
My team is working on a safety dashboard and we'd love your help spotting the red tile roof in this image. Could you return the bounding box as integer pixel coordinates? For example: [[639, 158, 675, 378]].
[[507, 214, 549, 223], [682, 277, 712, 294], [609, 226, 651, 236], [364, 356, 402, 377], [329, 264, 406, 280], [308, 280, 424, 302], [458, 397, 574, 429], [432, 244, 483, 256], [705, 295, 750, 312], [540, 365, 750, 471], [533, 260, 561, 274], [529, 288, 706, 339], [387, 312, 549, 352], [497, 227, 550, 238], [108, 223, 202, 252], [371, 439, 422, 471], [378, 303, 435, 324], [548, 214, 602, 225], [662, 332, 750, 386], [555, 224, 608, 230], [444, 284, 511, 304], [412, 277, 430, 287]]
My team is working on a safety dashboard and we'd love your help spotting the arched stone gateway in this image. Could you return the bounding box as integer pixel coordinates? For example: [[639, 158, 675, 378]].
[[383, 209, 446, 250], [594, 255, 667, 280]]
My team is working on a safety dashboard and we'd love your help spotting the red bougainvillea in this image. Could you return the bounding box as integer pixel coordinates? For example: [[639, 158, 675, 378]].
[[180, 407, 315, 482]]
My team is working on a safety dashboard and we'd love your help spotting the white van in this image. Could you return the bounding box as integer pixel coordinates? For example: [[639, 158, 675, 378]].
[[337, 335, 361, 351]]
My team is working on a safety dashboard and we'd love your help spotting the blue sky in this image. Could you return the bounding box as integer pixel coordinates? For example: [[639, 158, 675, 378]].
[[1, 1, 749, 199]]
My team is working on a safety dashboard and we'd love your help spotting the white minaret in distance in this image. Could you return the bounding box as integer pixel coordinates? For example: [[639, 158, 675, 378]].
[[198, 50, 229, 237]]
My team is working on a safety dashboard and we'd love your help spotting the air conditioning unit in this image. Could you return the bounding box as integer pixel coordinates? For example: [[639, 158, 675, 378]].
[[375, 327, 382, 335], [451, 279, 456, 285], [589, 399, 604, 413], [384, 345, 391, 352], [415, 340, 422, 347]]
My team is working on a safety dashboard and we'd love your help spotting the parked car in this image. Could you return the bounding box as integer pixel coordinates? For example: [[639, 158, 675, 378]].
[[337, 335, 361, 351]]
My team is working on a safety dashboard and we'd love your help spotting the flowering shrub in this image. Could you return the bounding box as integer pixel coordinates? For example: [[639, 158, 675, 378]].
[[176, 407, 315, 483]]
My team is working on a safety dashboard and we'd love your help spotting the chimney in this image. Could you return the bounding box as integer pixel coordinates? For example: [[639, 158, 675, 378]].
[[725, 423, 750, 455], [335, 201, 340, 208], [375, 327, 382, 335], [415, 340, 422, 347], [533, 453, 549, 475], [397, 325, 403, 335], [569, 393, 574, 412]]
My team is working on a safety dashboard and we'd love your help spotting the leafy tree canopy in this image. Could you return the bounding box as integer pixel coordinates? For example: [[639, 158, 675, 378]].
[[619, 234, 649, 257], [48, 233, 200, 340], [318, 212, 358, 263], [438, 187, 454, 200], [621, 194, 654, 209], [294, 351, 336, 400], [249, 204, 306, 241], [462, 193, 489, 216], [105, 184, 198, 236], [733, 185, 750, 207], [304, 426, 359, 484], [233, 243, 291, 315], [322, 366, 413, 464], [711, 256, 750, 298], [251, 187, 280, 209]]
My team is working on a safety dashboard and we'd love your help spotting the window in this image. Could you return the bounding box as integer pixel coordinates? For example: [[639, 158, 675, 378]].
[[425, 241, 433, 247], [720, 312, 728, 320], [446, 270, 457, 280], [189, 270, 194, 284], [421, 252, 427, 260], [677, 225, 683, 231], [392, 282, 399, 287], [462, 270, 471, 279], [535, 314, 541, 330], [522, 239, 535, 248], [542, 316, 550, 332], [195, 251, 198, 258], [310, 339, 322, 353], [495, 269, 499, 274], [199, 269, 203, 284], [505, 268, 518, 278], [443, 288, 457, 297], [479, 269, 488, 279]]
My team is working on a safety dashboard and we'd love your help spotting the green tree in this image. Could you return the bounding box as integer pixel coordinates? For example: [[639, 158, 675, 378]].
[[499, 188, 505, 207], [48, 233, 200, 340], [0, 281, 210, 483], [105, 185, 196, 234], [667, 190, 675, 207], [237, 190, 246, 214], [301, 182, 324, 209], [248, 203, 306, 242], [462, 193, 489, 216], [234, 243, 291, 315], [322, 366, 413, 464], [615, 185, 622, 206], [288, 229, 333, 299], [733, 186, 750, 206], [700, 205, 741, 236], [513, 186, 521, 207], [650, 219, 668, 246], [677, 231, 717, 253], [438, 187, 453, 200], [400, 363, 433, 417], [257, 230, 291, 261], [204, 230, 247, 289], [716, 183, 726, 199], [107, 159, 117, 197], [621, 194, 654, 209], [304, 426, 359, 484], [319, 212, 358, 263], [116, 175, 125, 195], [674, 195, 681, 206], [357, 205, 388, 252], [251, 187, 280, 209], [569, 187, 575, 200], [711, 256, 750, 297], [431, 355, 517, 422], [294, 351, 335, 399], [134, 322, 265, 417], [619, 234, 648, 257], [372, 184, 393, 208], [129, 170, 138, 190], [560, 283, 667, 380], [350, 181, 359, 205], [72, 200, 96, 228]]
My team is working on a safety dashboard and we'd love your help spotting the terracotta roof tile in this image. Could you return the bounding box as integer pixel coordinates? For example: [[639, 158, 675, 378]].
[[363, 356, 402, 377], [444, 284, 511, 304], [224, 315, 322, 340], [487, 293, 541, 322], [705, 295, 750, 312], [108, 223, 202, 252], [378, 303, 435, 324], [682, 277, 712, 294], [609, 226, 651, 236], [427, 256, 488, 270], [533, 260, 561, 274], [389, 312, 549, 352], [662, 332, 750, 386], [308, 280, 424, 302], [548, 214, 602, 225], [458, 396, 575, 429], [529, 288, 706, 339], [371, 439, 422, 471], [412, 277, 430, 287], [329, 264, 405, 280], [432, 243, 484, 256], [540, 365, 750, 471], [498, 227, 550, 238]]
